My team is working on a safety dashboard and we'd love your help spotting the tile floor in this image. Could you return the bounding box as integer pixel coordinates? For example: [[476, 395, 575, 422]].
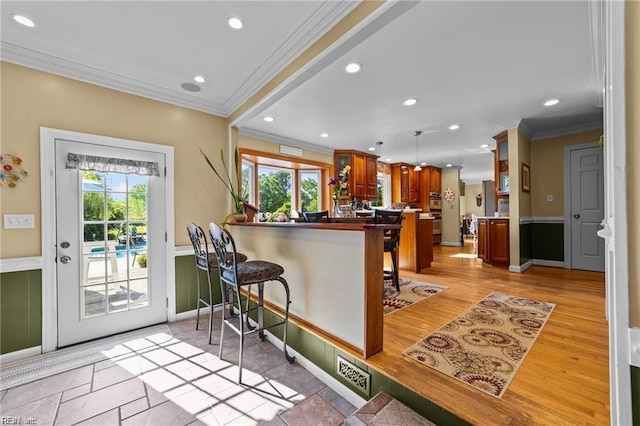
[[0, 313, 358, 425]]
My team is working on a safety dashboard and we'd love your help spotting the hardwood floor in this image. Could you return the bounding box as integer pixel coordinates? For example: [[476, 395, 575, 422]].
[[368, 239, 609, 425]]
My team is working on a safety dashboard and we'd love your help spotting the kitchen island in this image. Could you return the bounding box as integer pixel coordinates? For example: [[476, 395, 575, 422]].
[[229, 221, 395, 358]]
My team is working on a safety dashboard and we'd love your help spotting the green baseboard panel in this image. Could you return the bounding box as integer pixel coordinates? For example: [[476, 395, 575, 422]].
[[0, 270, 42, 355], [175, 255, 222, 314], [531, 223, 564, 262], [633, 366, 640, 426], [520, 223, 532, 265]]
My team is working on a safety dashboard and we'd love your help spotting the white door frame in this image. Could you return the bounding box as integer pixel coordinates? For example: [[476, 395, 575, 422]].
[[602, 0, 631, 424], [40, 127, 176, 353], [562, 140, 602, 270]]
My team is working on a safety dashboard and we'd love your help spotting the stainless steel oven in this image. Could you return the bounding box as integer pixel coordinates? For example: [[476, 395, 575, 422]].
[[429, 193, 442, 210], [431, 212, 442, 235]]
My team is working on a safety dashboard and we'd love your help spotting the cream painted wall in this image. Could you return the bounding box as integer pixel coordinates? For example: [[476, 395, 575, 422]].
[[463, 184, 484, 217], [507, 128, 520, 267], [0, 62, 229, 257], [441, 167, 461, 245], [239, 134, 334, 165], [627, 0, 639, 327], [530, 129, 602, 217], [517, 130, 532, 218]]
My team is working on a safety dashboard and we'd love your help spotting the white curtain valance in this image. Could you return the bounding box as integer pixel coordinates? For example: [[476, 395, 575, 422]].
[[66, 153, 160, 176]]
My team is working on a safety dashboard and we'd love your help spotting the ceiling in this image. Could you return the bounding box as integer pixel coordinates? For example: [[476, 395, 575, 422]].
[[1, 1, 603, 184]]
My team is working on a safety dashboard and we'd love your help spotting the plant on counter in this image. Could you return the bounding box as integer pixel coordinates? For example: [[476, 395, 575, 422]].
[[200, 146, 248, 224], [262, 202, 291, 222]]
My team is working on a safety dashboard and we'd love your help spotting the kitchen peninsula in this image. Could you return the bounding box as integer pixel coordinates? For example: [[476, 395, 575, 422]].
[[229, 221, 395, 358]]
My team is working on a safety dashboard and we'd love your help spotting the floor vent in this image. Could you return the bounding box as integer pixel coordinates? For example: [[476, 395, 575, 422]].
[[336, 355, 370, 397]]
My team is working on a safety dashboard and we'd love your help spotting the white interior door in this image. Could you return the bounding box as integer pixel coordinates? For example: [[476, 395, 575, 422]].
[[55, 139, 167, 347], [570, 145, 605, 272]]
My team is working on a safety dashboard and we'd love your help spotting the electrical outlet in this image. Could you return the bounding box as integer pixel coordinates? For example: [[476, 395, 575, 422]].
[[4, 214, 35, 229], [547, 195, 554, 202]]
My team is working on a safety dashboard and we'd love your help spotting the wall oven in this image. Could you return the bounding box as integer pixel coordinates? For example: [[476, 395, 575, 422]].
[[429, 193, 442, 211], [431, 212, 442, 235]]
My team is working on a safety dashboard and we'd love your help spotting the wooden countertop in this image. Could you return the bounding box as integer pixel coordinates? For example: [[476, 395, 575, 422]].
[[232, 221, 400, 231]]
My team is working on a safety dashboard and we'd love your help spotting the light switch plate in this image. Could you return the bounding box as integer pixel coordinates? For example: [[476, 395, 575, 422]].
[[4, 214, 35, 229]]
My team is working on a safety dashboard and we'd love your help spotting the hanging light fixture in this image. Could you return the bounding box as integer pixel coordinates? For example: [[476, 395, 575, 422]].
[[376, 141, 383, 158], [413, 131, 422, 172]]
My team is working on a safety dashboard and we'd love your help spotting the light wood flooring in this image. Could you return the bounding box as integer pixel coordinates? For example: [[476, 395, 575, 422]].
[[370, 239, 609, 425]]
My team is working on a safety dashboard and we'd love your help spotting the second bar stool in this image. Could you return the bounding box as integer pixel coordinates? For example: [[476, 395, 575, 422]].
[[209, 222, 295, 383], [186, 223, 247, 343]]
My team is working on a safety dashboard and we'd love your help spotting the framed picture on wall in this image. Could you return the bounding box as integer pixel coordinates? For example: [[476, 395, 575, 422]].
[[522, 163, 530, 192]]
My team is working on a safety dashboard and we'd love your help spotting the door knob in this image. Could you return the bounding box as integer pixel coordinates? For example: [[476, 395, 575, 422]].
[[60, 255, 72, 264], [573, 214, 580, 219]]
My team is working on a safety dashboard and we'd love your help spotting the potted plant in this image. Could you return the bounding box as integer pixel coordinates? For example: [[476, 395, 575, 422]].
[[200, 147, 248, 224], [136, 253, 147, 268]]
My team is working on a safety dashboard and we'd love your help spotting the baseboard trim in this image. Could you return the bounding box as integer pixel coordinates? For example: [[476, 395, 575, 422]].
[[533, 259, 565, 268], [510, 260, 533, 273], [248, 317, 367, 409], [440, 242, 462, 247], [0, 346, 42, 364], [174, 305, 225, 322]]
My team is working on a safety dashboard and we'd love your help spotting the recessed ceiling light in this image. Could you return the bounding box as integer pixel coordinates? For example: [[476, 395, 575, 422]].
[[320, 133, 329, 138], [12, 14, 35, 27], [344, 62, 362, 74], [420, 162, 427, 166], [448, 124, 460, 130], [446, 163, 453, 167], [402, 98, 418, 106], [544, 98, 560, 107], [194, 75, 205, 83], [480, 144, 489, 148], [386, 158, 392, 162], [368, 147, 376, 151], [263, 116, 274, 122], [228, 17, 243, 29]]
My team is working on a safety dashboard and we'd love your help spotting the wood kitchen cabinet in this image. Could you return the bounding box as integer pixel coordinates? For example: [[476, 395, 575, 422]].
[[391, 163, 420, 205], [334, 150, 379, 200], [493, 130, 509, 214], [428, 166, 442, 194], [477, 217, 509, 266]]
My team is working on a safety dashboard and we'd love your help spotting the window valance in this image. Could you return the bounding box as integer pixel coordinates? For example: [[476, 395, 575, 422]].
[[66, 153, 159, 176]]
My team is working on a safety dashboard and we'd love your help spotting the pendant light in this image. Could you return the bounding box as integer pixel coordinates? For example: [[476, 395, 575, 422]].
[[376, 141, 383, 159], [413, 131, 422, 172]]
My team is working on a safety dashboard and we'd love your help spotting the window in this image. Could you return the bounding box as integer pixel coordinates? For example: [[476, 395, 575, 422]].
[[242, 160, 255, 205], [258, 166, 293, 214], [375, 173, 391, 207], [299, 171, 321, 213]]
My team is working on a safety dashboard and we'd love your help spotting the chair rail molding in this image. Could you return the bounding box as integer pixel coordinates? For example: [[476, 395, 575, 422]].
[[0, 256, 42, 274]]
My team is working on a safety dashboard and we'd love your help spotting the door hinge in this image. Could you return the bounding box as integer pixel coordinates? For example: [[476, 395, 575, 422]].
[[166, 298, 169, 308], [165, 231, 167, 242], [164, 167, 167, 177]]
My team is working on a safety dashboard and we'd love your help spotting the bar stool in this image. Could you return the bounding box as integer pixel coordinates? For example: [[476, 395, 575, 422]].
[[186, 223, 247, 343], [302, 210, 329, 222], [374, 209, 403, 292], [209, 222, 296, 383]]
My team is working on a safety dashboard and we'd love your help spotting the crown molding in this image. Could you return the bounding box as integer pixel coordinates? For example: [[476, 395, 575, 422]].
[[517, 120, 535, 140], [0, 1, 359, 119], [531, 119, 603, 141], [222, 1, 361, 115], [239, 128, 334, 155], [1, 42, 228, 116]]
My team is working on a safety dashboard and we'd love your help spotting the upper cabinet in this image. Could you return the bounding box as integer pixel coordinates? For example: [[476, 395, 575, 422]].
[[334, 149, 379, 200], [391, 163, 420, 205], [418, 166, 441, 211], [493, 131, 509, 214]]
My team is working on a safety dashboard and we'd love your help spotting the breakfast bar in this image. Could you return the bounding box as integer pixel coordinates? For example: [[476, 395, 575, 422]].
[[229, 221, 394, 358]]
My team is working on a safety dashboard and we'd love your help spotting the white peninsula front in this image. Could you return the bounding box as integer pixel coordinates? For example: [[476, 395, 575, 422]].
[[229, 221, 391, 358]]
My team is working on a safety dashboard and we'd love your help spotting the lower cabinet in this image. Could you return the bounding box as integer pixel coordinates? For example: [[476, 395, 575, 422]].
[[477, 218, 509, 266]]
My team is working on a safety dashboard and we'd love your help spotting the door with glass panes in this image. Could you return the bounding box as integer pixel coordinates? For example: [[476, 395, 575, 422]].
[[55, 139, 167, 347]]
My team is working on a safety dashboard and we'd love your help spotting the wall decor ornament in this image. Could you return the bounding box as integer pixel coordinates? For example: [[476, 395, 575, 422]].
[[0, 154, 28, 188], [444, 187, 456, 203]]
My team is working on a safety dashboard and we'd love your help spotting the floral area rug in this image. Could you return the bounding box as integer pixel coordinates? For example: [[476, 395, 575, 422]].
[[383, 279, 448, 316], [402, 292, 555, 398]]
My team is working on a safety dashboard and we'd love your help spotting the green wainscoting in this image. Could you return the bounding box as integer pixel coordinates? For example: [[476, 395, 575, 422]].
[[531, 223, 564, 262], [175, 255, 222, 314], [519, 223, 532, 265], [633, 366, 640, 426], [0, 270, 42, 355], [247, 302, 470, 426]]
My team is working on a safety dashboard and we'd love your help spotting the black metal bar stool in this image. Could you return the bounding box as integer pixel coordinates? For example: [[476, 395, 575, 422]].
[[186, 223, 247, 343], [374, 209, 403, 292], [208, 222, 295, 383]]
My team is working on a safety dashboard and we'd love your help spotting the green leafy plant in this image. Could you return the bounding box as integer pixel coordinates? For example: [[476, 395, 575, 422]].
[[200, 147, 247, 223], [136, 253, 147, 268]]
